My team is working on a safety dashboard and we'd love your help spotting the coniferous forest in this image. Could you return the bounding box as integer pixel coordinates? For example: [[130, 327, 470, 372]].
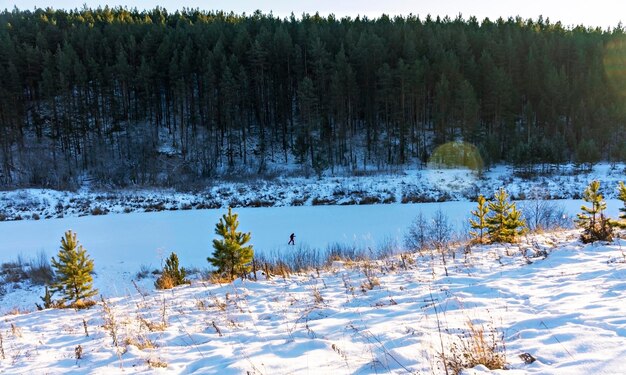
[[0, 7, 625, 188]]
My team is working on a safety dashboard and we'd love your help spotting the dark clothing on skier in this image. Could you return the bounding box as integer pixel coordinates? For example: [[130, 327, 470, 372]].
[[288, 233, 295, 245]]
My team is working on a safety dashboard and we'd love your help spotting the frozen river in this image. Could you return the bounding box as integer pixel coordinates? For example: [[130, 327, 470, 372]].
[[0, 200, 622, 270]]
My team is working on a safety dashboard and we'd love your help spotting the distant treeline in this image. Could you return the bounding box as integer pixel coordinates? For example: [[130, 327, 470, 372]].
[[0, 8, 625, 187]]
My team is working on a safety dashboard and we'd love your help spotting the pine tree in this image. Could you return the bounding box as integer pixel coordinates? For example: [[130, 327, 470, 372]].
[[155, 252, 188, 289], [576, 180, 613, 243], [486, 189, 526, 243], [36, 286, 54, 310], [208, 208, 254, 280], [50, 230, 98, 304], [469, 195, 490, 244]]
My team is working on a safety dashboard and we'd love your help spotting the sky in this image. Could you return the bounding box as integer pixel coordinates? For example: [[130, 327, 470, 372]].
[[1, 0, 624, 29]]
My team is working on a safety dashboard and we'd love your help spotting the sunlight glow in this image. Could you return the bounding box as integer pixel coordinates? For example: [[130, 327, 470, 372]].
[[428, 141, 483, 171]]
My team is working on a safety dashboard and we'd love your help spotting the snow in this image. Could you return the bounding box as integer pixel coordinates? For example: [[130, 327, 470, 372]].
[[0, 199, 623, 273], [1, 229, 625, 374], [1, 163, 624, 221], [1, 163, 626, 374]]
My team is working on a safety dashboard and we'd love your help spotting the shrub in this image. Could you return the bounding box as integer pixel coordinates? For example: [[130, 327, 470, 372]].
[[69, 299, 97, 309], [405, 212, 429, 252], [135, 264, 152, 280], [155, 273, 175, 289], [27, 250, 54, 285], [155, 252, 188, 290], [0, 261, 28, 283], [521, 197, 570, 232], [429, 209, 453, 249], [359, 196, 380, 205], [442, 320, 506, 375], [311, 197, 336, 205], [90, 206, 108, 215]]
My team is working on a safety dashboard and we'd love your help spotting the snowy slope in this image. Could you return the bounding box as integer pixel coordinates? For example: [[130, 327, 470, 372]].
[[0, 199, 624, 315], [1, 162, 625, 374], [0, 230, 625, 374]]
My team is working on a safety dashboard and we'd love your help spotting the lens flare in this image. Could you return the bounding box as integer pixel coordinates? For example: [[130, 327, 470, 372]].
[[427, 141, 483, 170]]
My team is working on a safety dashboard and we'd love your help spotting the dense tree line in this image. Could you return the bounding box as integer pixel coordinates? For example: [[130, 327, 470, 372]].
[[0, 7, 625, 188]]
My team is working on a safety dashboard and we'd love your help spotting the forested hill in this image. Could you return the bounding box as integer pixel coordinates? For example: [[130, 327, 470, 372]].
[[0, 8, 625, 188]]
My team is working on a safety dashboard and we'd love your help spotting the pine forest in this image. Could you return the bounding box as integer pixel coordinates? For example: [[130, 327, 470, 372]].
[[0, 7, 625, 188]]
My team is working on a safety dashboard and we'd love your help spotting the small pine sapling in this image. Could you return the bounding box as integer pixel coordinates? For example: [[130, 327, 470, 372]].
[[486, 189, 526, 243], [469, 195, 490, 244], [51, 230, 98, 307], [208, 207, 254, 280], [36, 285, 54, 310], [155, 252, 189, 290], [576, 180, 613, 243]]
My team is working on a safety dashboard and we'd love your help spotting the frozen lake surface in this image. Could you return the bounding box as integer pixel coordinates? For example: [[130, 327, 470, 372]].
[[0, 200, 622, 271]]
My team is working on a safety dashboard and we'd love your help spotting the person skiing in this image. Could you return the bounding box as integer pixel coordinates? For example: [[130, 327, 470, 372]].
[[288, 233, 295, 245]]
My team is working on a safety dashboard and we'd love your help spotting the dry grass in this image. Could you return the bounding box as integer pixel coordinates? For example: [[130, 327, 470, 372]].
[[312, 287, 324, 304], [155, 272, 175, 289], [69, 299, 97, 309], [5, 307, 31, 315], [100, 297, 119, 347], [147, 357, 168, 368], [0, 332, 5, 360], [208, 273, 238, 284], [442, 319, 507, 374], [138, 316, 167, 332], [359, 262, 381, 292], [215, 298, 228, 312], [124, 335, 157, 350]]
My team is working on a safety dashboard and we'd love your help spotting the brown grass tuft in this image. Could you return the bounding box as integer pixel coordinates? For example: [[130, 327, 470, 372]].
[[147, 357, 168, 368], [124, 336, 157, 350], [70, 299, 97, 309], [155, 272, 175, 290], [442, 319, 506, 374]]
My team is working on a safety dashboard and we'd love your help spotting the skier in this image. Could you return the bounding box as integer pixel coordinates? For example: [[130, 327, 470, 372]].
[[288, 233, 295, 245]]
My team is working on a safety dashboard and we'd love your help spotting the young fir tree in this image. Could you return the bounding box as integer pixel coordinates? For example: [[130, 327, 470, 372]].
[[469, 195, 490, 244], [51, 230, 98, 304], [155, 252, 188, 289], [576, 180, 613, 243], [208, 208, 254, 280], [486, 189, 526, 243], [36, 286, 54, 310]]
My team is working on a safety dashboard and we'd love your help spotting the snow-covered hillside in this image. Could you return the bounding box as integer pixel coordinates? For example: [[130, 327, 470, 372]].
[[1, 162, 625, 374], [1, 163, 625, 222], [0, 230, 625, 374]]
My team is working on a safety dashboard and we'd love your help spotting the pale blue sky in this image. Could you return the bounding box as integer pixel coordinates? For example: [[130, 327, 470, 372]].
[[1, 0, 624, 29]]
